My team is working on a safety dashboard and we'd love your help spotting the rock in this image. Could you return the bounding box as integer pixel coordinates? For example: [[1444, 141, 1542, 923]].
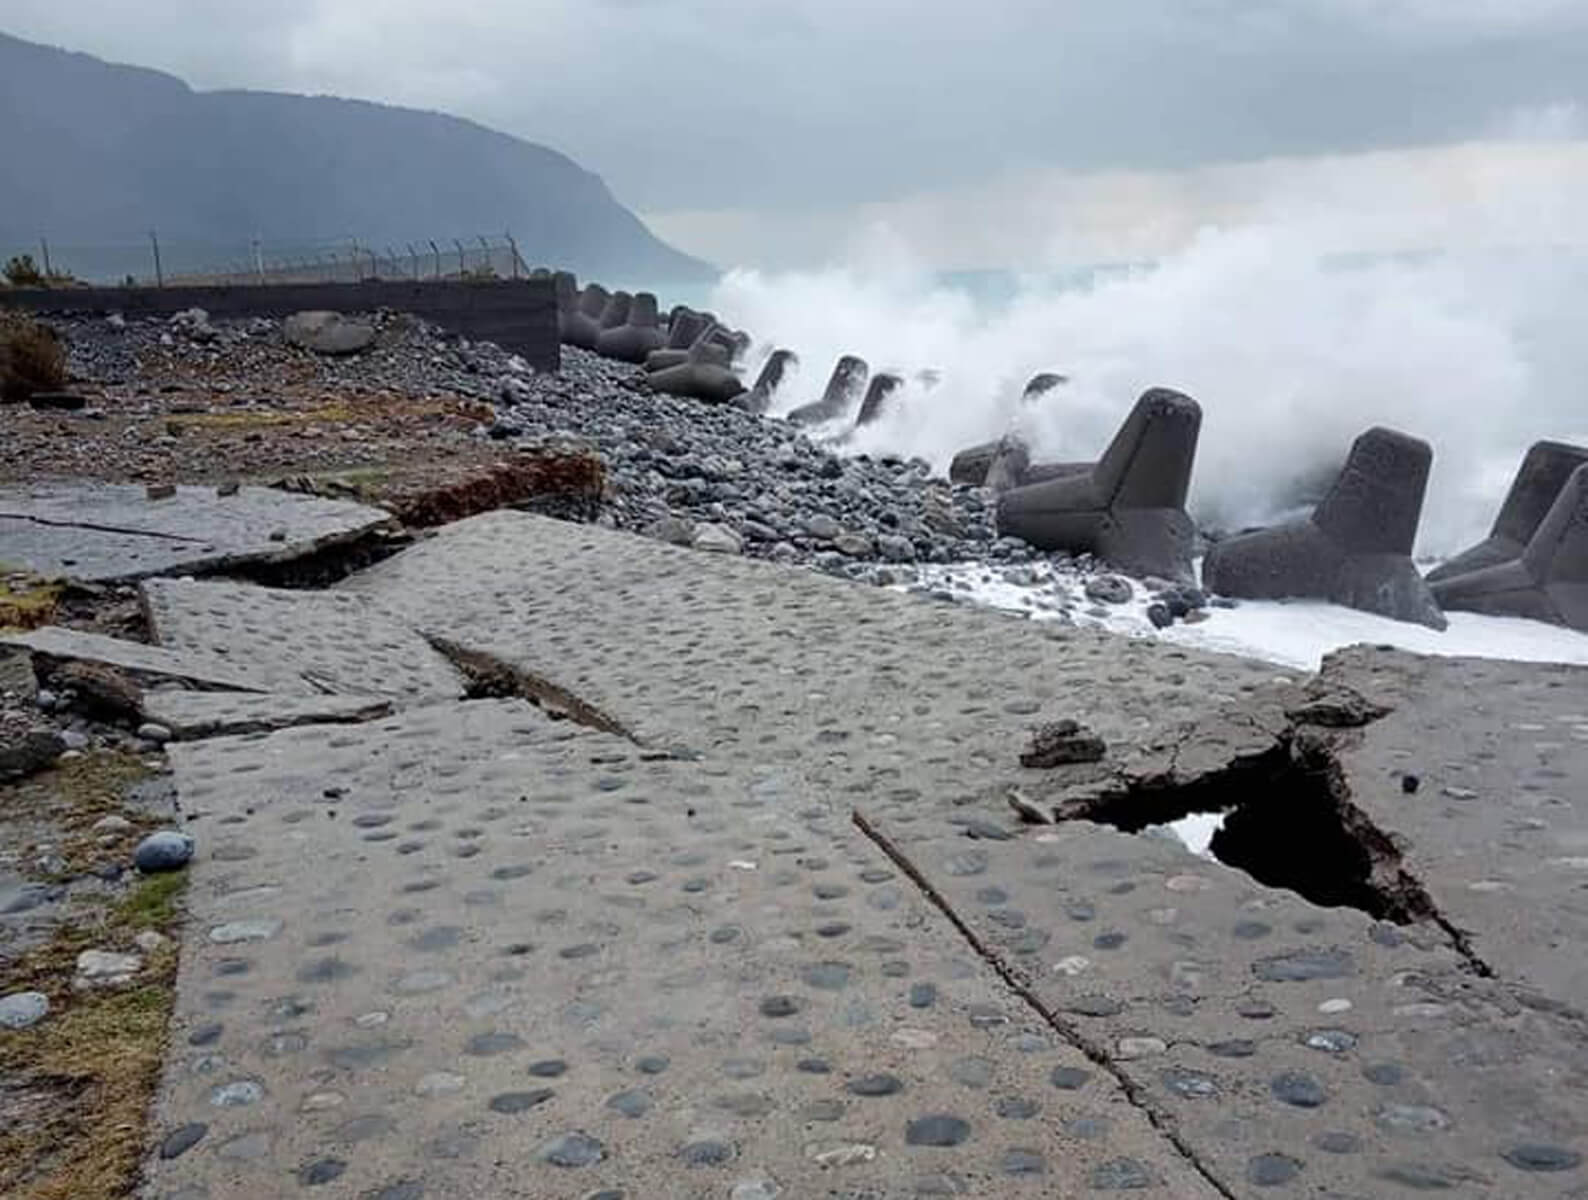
[[51, 661, 143, 720], [93, 814, 134, 833], [137, 721, 172, 744], [27, 392, 88, 411], [804, 514, 842, 541], [877, 534, 916, 563], [1146, 602, 1174, 629], [74, 949, 143, 989], [693, 523, 744, 554], [135, 830, 195, 873], [0, 727, 65, 779], [1084, 575, 1134, 605], [283, 311, 377, 356], [1020, 720, 1107, 768], [645, 516, 697, 547], [0, 990, 49, 1030], [833, 533, 874, 558], [135, 930, 170, 954]]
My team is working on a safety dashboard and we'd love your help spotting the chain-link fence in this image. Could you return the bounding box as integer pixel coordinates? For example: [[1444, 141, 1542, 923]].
[[2, 233, 532, 288]]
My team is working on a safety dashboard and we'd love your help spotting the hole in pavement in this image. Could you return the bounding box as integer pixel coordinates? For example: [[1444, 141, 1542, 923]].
[[1060, 737, 1452, 931]]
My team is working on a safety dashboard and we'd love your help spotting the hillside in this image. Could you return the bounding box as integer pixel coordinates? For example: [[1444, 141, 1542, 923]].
[[0, 31, 713, 285]]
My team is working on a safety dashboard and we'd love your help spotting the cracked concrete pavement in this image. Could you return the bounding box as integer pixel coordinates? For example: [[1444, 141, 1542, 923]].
[[92, 511, 1588, 1197]]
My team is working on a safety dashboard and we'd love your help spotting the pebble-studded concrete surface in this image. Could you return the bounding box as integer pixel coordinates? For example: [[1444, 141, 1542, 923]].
[[136, 513, 1588, 1197]]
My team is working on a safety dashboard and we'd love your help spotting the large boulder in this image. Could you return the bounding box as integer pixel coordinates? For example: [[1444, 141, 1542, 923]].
[[1429, 462, 1588, 631], [595, 292, 665, 363], [646, 320, 746, 405], [787, 355, 869, 426], [1203, 426, 1447, 629], [741, 349, 797, 416], [282, 311, 375, 356], [996, 389, 1203, 583], [1427, 440, 1588, 583]]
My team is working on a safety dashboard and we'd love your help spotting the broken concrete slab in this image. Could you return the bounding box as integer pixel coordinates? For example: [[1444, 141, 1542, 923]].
[[1315, 646, 1588, 1000], [340, 509, 1281, 752], [150, 699, 1216, 1199], [856, 809, 1588, 1199], [140, 690, 392, 740], [142, 578, 465, 701], [0, 482, 391, 583], [0, 626, 273, 693]]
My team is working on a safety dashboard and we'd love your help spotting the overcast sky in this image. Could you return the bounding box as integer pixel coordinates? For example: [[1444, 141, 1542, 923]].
[[6, 1, 1587, 267]]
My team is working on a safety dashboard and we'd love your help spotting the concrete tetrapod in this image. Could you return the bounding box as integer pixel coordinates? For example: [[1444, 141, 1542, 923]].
[[646, 323, 746, 405], [996, 388, 1202, 582], [1203, 426, 1448, 629], [786, 356, 870, 426], [646, 318, 729, 371], [853, 372, 904, 428], [1426, 440, 1588, 583], [560, 283, 608, 349], [741, 349, 797, 416], [946, 374, 1070, 485], [595, 291, 666, 363], [1429, 462, 1588, 630]]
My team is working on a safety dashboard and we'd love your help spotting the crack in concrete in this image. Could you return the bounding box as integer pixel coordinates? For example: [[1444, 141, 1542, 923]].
[[424, 634, 636, 740], [853, 809, 1241, 1200], [0, 512, 210, 543]]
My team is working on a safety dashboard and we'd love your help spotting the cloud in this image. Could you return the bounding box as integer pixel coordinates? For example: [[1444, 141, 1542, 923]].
[[648, 136, 1588, 270], [4, 0, 1586, 216]]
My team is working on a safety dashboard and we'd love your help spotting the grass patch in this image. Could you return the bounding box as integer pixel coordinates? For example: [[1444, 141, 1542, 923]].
[[0, 574, 63, 632], [9, 752, 160, 881], [0, 872, 186, 1198]]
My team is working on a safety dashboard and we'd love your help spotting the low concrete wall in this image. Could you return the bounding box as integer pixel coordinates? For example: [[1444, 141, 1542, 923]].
[[3, 278, 560, 372]]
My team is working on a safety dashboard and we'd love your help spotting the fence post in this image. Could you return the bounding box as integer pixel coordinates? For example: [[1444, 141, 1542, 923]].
[[453, 239, 465, 278], [39, 236, 52, 277], [505, 231, 520, 279], [149, 230, 164, 288], [428, 240, 441, 279]]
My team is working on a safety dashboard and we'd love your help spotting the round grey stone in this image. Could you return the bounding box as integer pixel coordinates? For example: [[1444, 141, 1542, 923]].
[[848, 1073, 904, 1097], [996, 1096, 1040, 1119], [800, 962, 852, 990], [680, 1139, 738, 1166], [1160, 1069, 1219, 1099], [606, 1089, 652, 1118], [1090, 1158, 1160, 1189], [909, 983, 937, 1009], [528, 1059, 567, 1078], [905, 1116, 971, 1147], [1050, 1066, 1091, 1091], [160, 1122, 207, 1159], [490, 1089, 555, 1114], [759, 995, 803, 1018], [1271, 1072, 1327, 1108], [1314, 1132, 1361, 1154], [0, 991, 49, 1030], [134, 831, 194, 874], [1363, 1062, 1405, 1086], [539, 1132, 606, 1168], [299, 1158, 347, 1185], [636, 1055, 670, 1074], [1002, 1148, 1045, 1175], [466, 1031, 525, 1056], [1247, 1154, 1303, 1186], [1502, 1144, 1583, 1172]]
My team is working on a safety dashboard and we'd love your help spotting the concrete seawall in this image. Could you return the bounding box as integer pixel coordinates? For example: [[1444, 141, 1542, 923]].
[[4, 277, 560, 372]]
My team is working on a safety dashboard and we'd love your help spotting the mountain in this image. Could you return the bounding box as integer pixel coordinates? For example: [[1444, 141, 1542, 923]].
[[0, 31, 714, 285]]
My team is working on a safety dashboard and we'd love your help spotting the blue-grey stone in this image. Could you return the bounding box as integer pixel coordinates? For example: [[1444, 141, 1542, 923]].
[[134, 831, 194, 873]]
